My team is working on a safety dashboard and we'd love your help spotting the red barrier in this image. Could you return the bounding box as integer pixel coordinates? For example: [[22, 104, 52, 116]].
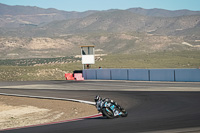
[[74, 73, 84, 81], [65, 73, 75, 80]]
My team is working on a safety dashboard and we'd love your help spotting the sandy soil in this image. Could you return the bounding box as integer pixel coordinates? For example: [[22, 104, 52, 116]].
[[0, 95, 98, 130]]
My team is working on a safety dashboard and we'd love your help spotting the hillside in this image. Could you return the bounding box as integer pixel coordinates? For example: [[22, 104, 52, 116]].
[[1, 8, 200, 37], [0, 3, 200, 59], [127, 8, 200, 17], [41, 10, 200, 36], [1, 3, 200, 29], [0, 3, 97, 28]]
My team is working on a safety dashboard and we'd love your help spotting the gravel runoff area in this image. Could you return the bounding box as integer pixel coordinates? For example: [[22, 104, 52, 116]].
[[0, 95, 98, 130]]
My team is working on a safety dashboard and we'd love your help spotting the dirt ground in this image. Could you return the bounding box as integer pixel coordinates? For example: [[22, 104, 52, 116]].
[[0, 95, 98, 130]]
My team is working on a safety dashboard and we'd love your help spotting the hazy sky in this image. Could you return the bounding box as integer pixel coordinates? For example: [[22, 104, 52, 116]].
[[0, 0, 200, 12]]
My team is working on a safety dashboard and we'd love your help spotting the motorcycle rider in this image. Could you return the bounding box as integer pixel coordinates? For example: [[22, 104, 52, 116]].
[[94, 95, 104, 112], [94, 95, 122, 115]]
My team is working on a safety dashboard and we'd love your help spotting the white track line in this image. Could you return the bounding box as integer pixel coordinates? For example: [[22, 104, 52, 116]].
[[0, 93, 100, 131], [0, 93, 95, 105]]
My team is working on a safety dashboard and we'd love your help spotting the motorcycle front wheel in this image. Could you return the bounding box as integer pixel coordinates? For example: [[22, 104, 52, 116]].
[[102, 107, 115, 119], [121, 108, 128, 117]]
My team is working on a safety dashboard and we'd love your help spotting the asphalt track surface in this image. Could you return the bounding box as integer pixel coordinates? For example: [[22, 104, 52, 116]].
[[0, 80, 200, 133]]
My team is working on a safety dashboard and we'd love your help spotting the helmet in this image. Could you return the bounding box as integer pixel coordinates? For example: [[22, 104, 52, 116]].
[[94, 95, 101, 102]]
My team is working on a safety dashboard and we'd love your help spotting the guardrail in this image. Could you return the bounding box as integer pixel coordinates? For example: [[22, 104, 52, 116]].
[[83, 69, 200, 82]]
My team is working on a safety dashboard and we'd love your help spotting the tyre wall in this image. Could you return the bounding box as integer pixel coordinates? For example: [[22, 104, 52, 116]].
[[83, 69, 200, 82]]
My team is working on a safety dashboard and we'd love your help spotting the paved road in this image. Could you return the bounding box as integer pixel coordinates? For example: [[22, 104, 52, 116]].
[[0, 80, 200, 133]]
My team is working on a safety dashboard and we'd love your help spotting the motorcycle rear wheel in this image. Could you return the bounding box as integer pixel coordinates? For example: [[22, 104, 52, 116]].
[[102, 107, 115, 119]]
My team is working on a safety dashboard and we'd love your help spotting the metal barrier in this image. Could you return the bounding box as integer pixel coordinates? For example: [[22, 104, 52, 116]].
[[128, 69, 149, 81], [83, 69, 200, 82], [149, 69, 175, 81], [175, 69, 200, 82]]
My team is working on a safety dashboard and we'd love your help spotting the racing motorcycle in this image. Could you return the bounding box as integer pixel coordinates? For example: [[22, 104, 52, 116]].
[[95, 95, 128, 119]]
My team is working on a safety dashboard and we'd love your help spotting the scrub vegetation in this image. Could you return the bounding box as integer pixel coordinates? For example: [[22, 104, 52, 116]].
[[0, 50, 199, 81], [94, 50, 200, 69]]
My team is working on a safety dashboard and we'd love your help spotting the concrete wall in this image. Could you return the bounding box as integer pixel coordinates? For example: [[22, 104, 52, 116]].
[[83, 69, 200, 82]]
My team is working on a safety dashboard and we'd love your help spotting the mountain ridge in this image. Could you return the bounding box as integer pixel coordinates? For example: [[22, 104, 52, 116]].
[[1, 3, 200, 28], [1, 9, 199, 37], [0, 3, 98, 28], [127, 7, 200, 17], [0, 3, 199, 59]]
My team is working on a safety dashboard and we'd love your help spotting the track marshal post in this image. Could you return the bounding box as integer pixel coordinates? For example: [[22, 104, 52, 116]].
[[81, 45, 95, 69]]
